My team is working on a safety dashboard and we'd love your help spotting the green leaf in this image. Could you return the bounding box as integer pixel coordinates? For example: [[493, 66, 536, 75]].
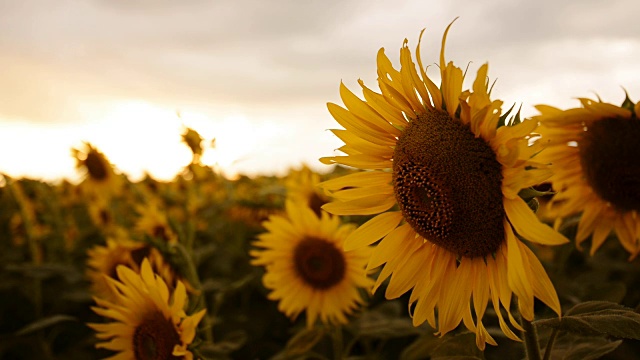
[[284, 327, 326, 356], [565, 301, 627, 316], [431, 333, 485, 359], [5, 263, 82, 282], [198, 330, 247, 356], [582, 282, 627, 303], [546, 333, 622, 360], [535, 301, 640, 339], [16, 314, 77, 336], [354, 315, 422, 339], [351, 301, 423, 339], [400, 332, 485, 360], [400, 334, 440, 360]]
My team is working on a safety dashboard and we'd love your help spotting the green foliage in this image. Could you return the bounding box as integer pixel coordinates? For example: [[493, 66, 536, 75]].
[[536, 301, 640, 339], [1, 142, 640, 360]]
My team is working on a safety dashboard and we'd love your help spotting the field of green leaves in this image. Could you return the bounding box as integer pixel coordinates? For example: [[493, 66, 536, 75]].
[[1, 127, 639, 360]]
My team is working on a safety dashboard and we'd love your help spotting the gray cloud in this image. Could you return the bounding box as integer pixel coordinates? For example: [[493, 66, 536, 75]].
[[0, 0, 639, 124]]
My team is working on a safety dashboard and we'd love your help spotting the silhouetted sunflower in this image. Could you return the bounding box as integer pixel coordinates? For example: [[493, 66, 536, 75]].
[[251, 200, 372, 327], [72, 142, 123, 198], [319, 22, 568, 349], [535, 96, 640, 258]]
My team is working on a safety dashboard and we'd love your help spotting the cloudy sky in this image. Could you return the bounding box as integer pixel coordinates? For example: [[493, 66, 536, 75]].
[[1, 0, 639, 181]]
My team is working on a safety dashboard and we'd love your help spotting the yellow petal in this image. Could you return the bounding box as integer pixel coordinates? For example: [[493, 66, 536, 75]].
[[399, 41, 427, 111], [415, 28, 442, 110], [180, 309, 207, 344], [331, 129, 393, 157], [320, 154, 391, 169], [322, 194, 396, 216], [368, 223, 414, 270], [385, 245, 424, 299], [358, 79, 408, 127], [590, 221, 613, 255], [319, 171, 391, 191], [576, 202, 604, 242], [327, 102, 396, 146], [504, 197, 569, 245], [331, 185, 394, 201], [344, 212, 403, 251], [520, 242, 561, 317], [504, 222, 534, 321], [437, 258, 469, 335], [340, 82, 402, 136]]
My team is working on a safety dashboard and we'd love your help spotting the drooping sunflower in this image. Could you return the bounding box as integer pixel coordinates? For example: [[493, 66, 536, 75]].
[[285, 165, 331, 216], [534, 96, 640, 258], [89, 258, 206, 360], [319, 22, 568, 349], [250, 200, 373, 327], [87, 238, 177, 300], [181, 126, 204, 161], [72, 142, 123, 198]]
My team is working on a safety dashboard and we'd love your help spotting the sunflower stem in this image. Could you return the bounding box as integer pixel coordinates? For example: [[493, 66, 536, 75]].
[[542, 328, 559, 360], [331, 325, 344, 360], [173, 242, 214, 344], [6, 178, 44, 318], [521, 316, 542, 360]]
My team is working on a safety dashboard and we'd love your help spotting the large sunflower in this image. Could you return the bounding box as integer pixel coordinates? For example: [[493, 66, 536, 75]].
[[89, 258, 206, 360], [534, 96, 640, 258], [319, 22, 568, 349], [250, 200, 373, 327]]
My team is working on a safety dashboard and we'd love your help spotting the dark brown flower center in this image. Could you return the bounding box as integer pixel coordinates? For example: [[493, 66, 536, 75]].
[[99, 209, 112, 226], [133, 311, 181, 360], [107, 246, 151, 281], [153, 225, 170, 242], [308, 192, 327, 217], [108, 261, 127, 281], [293, 237, 346, 289], [579, 117, 640, 212], [393, 111, 505, 258], [130, 246, 152, 267], [85, 151, 109, 180]]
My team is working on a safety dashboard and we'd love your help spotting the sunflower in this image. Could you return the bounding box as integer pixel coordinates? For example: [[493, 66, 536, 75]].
[[87, 238, 177, 301], [251, 200, 373, 327], [181, 126, 204, 161], [534, 96, 640, 258], [89, 258, 206, 360], [285, 165, 331, 216], [72, 142, 123, 198], [318, 22, 568, 349], [134, 203, 178, 244]]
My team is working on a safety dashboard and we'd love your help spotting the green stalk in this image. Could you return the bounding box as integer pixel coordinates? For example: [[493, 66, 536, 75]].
[[521, 315, 542, 360], [331, 325, 344, 360], [173, 242, 214, 344], [542, 328, 559, 360], [7, 179, 43, 317]]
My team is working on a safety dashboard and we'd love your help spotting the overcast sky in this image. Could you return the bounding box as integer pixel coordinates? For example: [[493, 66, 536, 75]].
[[1, 0, 639, 181]]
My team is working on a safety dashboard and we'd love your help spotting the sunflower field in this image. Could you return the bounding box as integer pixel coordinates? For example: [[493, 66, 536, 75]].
[[2, 22, 640, 360]]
